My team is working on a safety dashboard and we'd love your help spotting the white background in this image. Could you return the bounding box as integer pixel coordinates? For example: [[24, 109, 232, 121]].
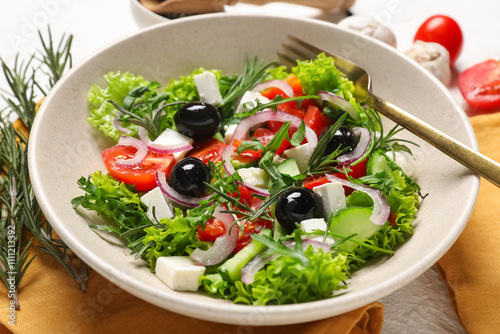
[[2, 0, 500, 332]]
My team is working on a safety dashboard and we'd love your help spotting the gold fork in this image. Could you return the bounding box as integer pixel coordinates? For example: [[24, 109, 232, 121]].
[[278, 36, 500, 188]]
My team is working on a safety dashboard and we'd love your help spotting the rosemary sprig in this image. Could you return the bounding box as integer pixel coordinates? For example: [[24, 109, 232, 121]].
[[0, 122, 37, 309], [0, 27, 90, 305]]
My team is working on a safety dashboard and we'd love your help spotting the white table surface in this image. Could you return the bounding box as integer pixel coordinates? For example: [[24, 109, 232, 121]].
[[3, 1, 499, 332]]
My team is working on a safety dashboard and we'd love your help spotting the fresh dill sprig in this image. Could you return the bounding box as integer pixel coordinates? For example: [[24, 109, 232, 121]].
[[0, 27, 90, 303]]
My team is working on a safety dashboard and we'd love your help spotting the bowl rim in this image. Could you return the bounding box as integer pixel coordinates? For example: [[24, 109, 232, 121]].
[[29, 13, 480, 326]]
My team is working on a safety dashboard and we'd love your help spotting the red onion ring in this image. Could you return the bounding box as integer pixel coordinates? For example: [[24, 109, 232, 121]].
[[148, 142, 193, 154], [241, 238, 330, 284], [190, 206, 239, 266], [113, 112, 132, 135], [156, 171, 211, 207], [221, 110, 318, 196], [252, 79, 294, 98], [318, 91, 360, 120], [115, 136, 148, 167], [137, 126, 151, 143], [337, 127, 371, 166], [325, 174, 390, 226]]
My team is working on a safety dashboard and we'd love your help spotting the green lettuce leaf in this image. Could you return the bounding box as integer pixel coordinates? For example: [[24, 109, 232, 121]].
[[88, 72, 152, 141], [142, 208, 207, 271], [200, 247, 348, 305]]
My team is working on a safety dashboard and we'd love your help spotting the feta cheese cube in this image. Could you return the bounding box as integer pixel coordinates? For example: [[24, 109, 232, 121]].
[[235, 91, 270, 114], [283, 144, 313, 173], [193, 71, 223, 106], [224, 124, 238, 144], [313, 182, 346, 219], [238, 167, 269, 189], [392, 150, 418, 179], [300, 218, 334, 244], [140, 187, 174, 222], [156, 256, 206, 292], [153, 128, 193, 161]]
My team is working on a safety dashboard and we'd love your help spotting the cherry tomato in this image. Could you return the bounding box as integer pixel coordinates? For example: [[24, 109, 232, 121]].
[[252, 128, 290, 155], [458, 59, 500, 111], [304, 105, 334, 138], [197, 218, 226, 242], [102, 145, 174, 191], [233, 219, 273, 254], [414, 15, 463, 66], [302, 159, 367, 195], [187, 138, 227, 164]]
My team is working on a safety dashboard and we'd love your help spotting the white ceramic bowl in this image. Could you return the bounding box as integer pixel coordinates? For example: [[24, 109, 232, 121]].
[[29, 14, 479, 326], [130, 0, 169, 28]]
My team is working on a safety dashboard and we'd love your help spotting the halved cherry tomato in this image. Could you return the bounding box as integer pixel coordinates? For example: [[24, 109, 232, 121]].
[[458, 59, 500, 111], [304, 105, 334, 137], [102, 145, 174, 191], [187, 138, 227, 164], [233, 219, 273, 254], [252, 128, 290, 155], [197, 218, 226, 242], [414, 15, 463, 66], [302, 159, 367, 195]]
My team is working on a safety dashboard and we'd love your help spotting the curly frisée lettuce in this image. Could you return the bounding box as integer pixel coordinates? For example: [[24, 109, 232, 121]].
[[88, 68, 234, 142], [201, 246, 348, 305], [88, 72, 152, 141]]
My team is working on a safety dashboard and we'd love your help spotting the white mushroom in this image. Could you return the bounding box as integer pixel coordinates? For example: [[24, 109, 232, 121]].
[[337, 15, 396, 47], [405, 41, 451, 87]]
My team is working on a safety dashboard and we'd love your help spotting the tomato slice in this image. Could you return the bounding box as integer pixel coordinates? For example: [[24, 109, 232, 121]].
[[102, 145, 174, 191], [197, 218, 226, 242], [458, 59, 500, 111], [187, 138, 227, 164], [304, 105, 334, 137]]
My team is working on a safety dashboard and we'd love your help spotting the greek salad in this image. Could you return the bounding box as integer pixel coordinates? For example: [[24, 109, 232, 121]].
[[72, 53, 424, 305]]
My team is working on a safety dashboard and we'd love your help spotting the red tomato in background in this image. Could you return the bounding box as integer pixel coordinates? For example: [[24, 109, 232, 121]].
[[458, 59, 500, 111], [414, 15, 463, 66], [187, 138, 227, 164], [102, 145, 174, 191]]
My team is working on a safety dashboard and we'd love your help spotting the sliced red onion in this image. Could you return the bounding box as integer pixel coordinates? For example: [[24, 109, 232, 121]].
[[148, 142, 193, 154], [137, 126, 151, 143], [221, 109, 318, 196], [241, 254, 280, 285], [241, 238, 330, 284], [113, 112, 132, 135], [156, 171, 210, 207], [190, 206, 239, 266], [325, 174, 390, 226], [115, 136, 148, 167], [318, 91, 360, 120], [337, 127, 371, 166], [253, 79, 294, 98]]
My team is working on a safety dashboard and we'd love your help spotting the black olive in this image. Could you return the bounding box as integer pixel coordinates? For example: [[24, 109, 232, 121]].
[[324, 126, 358, 156], [169, 157, 211, 197], [275, 187, 323, 234], [174, 102, 221, 140]]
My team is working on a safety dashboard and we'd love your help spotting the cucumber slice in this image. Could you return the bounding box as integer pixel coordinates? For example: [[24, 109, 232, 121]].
[[329, 207, 382, 252], [366, 149, 390, 175], [219, 228, 271, 282], [277, 158, 300, 177]]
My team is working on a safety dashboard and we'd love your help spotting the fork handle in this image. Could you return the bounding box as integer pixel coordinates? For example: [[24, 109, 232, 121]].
[[370, 94, 500, 187]]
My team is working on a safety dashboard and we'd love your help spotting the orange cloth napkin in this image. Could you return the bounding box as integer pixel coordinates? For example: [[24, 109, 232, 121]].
[[0, 235, 383, 333], [437, 111, 500, 334]]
